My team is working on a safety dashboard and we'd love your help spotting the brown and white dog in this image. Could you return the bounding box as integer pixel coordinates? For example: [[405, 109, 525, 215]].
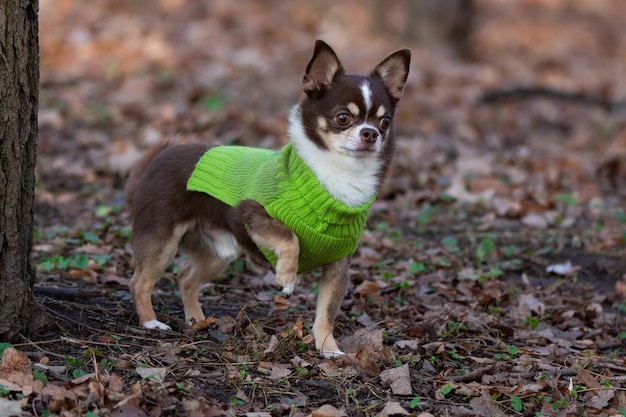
[[125, 40, 410, 357]]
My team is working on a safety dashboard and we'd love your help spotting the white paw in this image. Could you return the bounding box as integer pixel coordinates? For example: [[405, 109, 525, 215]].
[[321, 349, 345, 359], [143, 320, 171, 330], [282, 282, 295, 297]]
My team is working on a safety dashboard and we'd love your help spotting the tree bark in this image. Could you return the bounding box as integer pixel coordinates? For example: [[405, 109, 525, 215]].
[[0, 0, 47, 342]]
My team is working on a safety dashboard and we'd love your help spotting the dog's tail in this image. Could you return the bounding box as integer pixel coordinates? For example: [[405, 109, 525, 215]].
[[125, 136, 181, 217]]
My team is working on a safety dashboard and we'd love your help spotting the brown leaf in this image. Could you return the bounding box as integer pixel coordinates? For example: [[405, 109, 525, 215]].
[[0, 348, 32, 375], [353, 280, 382, 299], [318, 360, 358, 379], [67, 268, 98, 283], [379, 364, 412, 395], [308, 404, 347, 417], [191, 316, 216, 332], [108, 373, 124, 392], [273, 295, 293, 310], [576, 368, 602, 391], [468, 392, 507, 417], [263, 335, 280, 355], [341, 328, 384, 354], [99, 274, 131, 286], [378, 401, 409, 417], [587, 389, 615, 410], [268, 364, 292, 381], [38, 384, 78, 413], [292, 315, 304, 340]]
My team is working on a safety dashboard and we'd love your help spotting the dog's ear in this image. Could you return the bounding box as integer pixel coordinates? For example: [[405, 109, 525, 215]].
[[372, 49, 411, 103], [303, 40, 345, 98]]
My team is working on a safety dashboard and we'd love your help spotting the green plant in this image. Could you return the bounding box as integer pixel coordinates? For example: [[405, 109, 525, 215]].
[[38, 254, 89, 271], [570, 384, 585, 399], [393, 280, 410, 306], [409, 396, 421, 408], [443, 320, 467, 338], [441, 235, 460, 253], [447, 349, 464, 360], [345, 387, 359, 404], [417, 204, 435, 227], [238, 364, 248, 379], [555, 193, 577, 206], [526, 316, 539, 330], [510, 395, 523, 412], [492, 344, 518, 361], [229, 396, 246, 406], [101, 358, 116, 372], [476, 237, 495, 263], [506, 344, 519, 356], [479, 265, 503, 282], [503, 244, 518, 257], [200, 91, 227, 111], [428, 356, 441, 367], [409, 261, 426, 274], [434, 256, 451, 267], [440, 383, 453, 396], [72, 369, 88, 379], [32, 369, 48, 386], [0, 343, 13, 356], [175, 381, 192, 396]]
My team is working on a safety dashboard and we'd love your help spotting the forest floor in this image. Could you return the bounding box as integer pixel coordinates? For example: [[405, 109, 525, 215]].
[[2, 0, 626, 416]]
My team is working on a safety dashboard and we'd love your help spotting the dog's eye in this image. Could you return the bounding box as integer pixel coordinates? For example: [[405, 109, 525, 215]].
[[334, 113, 352, 127], [379, 116, 391, 131]]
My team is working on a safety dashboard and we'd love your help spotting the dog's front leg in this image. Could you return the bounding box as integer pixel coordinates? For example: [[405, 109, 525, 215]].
[[237, 200, 299, 296], [313, 257, 350, 358]]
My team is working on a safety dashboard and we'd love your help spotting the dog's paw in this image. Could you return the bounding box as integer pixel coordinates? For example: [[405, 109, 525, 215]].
[[281, 282, 296, 298], [321, 349, 345, 359], [142, 320, 172, 331]]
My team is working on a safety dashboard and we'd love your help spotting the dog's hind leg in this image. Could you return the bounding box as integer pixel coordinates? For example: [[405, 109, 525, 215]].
[[237, 200, 300, 296], [178, 231, 237, 324], [129, 224, 188, 330], [313, 257, 350, 358], [177, 256, 230, 324]]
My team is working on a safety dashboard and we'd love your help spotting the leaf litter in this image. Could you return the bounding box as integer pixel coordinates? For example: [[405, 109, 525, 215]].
[[6, 0, 626, 415]]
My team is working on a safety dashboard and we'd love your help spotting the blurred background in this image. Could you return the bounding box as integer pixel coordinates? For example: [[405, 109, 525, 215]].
[[37, 0, 626, 246]]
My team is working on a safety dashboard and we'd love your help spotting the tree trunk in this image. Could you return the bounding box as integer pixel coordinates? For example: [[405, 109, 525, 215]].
[[0, 0, 47, 342]]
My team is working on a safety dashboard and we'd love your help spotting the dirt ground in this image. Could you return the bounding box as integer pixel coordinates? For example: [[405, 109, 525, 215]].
[[2, 0, 626, 416]]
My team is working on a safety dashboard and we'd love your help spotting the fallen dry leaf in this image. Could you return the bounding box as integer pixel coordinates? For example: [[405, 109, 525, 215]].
[[191, 316, 216, 332], [379, 364, 412, 396], [378, 401, 409, 417], [0, 348, 32, 375], [308, 404, 347, 417]]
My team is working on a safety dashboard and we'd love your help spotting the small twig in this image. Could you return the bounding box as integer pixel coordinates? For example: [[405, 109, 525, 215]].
[[447, 365, 494, 382], [17, 337, 68, 359]]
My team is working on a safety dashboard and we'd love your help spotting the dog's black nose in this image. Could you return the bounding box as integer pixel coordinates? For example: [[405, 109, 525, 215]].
[[360, 128, 379, 144]]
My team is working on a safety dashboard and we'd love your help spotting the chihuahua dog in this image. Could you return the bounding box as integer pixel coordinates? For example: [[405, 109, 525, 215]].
[[126, 40, 410, 357]]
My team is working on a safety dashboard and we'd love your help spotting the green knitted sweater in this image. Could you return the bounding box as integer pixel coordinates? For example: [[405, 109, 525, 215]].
[[186, 143, 372, 273]]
